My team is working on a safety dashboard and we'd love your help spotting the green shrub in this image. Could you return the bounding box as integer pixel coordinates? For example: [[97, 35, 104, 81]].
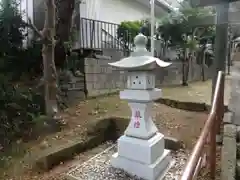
[[117, 20, 143, 49], [0, 76, 45, 144], [0, 0, 43, 80], [117, 20, 151, 50], [0, 0, 45, 146]]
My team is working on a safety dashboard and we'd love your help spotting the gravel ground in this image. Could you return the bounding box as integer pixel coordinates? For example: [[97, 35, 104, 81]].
[[67, 142, 189, 180]]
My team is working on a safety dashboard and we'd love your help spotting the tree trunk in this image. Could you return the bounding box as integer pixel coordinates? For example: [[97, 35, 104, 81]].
[[55, 0, 75, 69], [42, 0, 58, 117], [201, 44, 207, 81], [202, 51, 206, 81], [182, 49, 189, 86]]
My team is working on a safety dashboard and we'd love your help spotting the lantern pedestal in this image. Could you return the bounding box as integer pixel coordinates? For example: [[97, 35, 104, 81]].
[[110, 89, 171, 180], [120, 89, 161, 139]]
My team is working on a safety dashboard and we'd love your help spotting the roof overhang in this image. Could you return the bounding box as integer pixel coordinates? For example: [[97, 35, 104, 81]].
[[134, 0, 177, 14], [155, 0, 177, 12], [190, 0, 239, 7]]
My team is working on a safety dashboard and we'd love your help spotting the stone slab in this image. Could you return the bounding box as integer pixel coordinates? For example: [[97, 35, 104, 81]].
[[164, 136, 181, 151], [224, 124, 237, 138], [117, 133, 165, 164], [223, 112, 233, 124], [111, 149, 171, 180], [66, 144, 188, 180]]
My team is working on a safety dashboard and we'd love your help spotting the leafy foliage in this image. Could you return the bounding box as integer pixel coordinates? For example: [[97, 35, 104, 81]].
[[158, 7, 215, 49], [157, 6, 216, 85], [0, 79, 44, 144], [0, 0, 26, 53], [117, 20, 142, 44], [0, 0, 43, 79], [117, 20, 151, 50], [0, 0, 44, 146]]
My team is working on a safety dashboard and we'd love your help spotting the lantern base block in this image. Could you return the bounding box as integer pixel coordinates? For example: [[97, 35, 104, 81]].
[[111, 150, 171, 180], [111, 133, 171, 180], [117, 133, 165, 164]]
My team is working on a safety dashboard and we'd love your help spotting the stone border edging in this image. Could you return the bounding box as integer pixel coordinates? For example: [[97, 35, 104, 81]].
[[88, 92, 228, 112], [87, 93, 229, 113], [221, 124, 237, 180], [156, 98, 207, 112], [35, 135, 106, 171], [156, 98, 228, 112]]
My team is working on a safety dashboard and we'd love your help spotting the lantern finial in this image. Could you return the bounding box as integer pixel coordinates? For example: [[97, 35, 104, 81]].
[[134, 33, 147, 49]]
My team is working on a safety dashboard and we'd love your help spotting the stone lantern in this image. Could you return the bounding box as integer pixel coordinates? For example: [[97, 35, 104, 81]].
[[108, 33, 173, 180]]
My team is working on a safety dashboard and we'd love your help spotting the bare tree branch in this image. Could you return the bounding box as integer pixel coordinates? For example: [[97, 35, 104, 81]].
[[26, 18, 44, 40], [25, 18, 60, 44]]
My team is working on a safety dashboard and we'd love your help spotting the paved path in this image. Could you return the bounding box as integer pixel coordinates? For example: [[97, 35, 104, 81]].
[[228, 62, 240, 125], [162, 76, 231, 106]]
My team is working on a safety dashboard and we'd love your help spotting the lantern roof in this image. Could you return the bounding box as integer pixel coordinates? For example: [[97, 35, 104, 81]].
[[108, 33, 171, 69]]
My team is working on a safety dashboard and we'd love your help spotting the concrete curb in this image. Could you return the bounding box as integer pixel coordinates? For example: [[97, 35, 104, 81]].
[[221, 124, 237, 180], [223, 112, 234, 124], [86, 91, 229, 112], [157, 98, 228, 112]]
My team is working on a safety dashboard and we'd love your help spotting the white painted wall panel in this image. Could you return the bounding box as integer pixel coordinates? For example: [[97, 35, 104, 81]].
[[80, 0, 101, 20], [98, 0, 150, 24], [77, 0, 168, 49]]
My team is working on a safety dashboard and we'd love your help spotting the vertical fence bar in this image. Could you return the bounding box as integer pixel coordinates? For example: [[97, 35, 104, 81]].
[[113, 25, 116, 49], [99, 21, 102, 49], [90, 19, 95, 48], [107, 23, 110, 48], [209, 115, 217, 179], [103, 22, 106, 48], [96, 21, 100, 49], [216, 76, 224, 137], [81, 19, 84, 48], [80, 18, 83, 48], [221, 75, 225, 118], [193, 156, 203, 179], [85, 19, 88, 48]]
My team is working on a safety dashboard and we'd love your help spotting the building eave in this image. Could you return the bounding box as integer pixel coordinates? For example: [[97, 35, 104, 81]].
[[155, 0, 177, 13]]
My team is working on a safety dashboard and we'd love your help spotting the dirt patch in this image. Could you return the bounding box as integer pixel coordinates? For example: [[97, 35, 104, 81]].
[[0, 94, 208, 180], [154, 103, 207, 150]]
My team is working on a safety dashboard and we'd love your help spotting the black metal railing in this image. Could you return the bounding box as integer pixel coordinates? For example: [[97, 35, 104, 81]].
[[79, 18, 133, 52]]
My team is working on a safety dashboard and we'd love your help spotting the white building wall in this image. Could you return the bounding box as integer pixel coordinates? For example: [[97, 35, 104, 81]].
[[26, 0, 169, 50], [80, 0, 101, 19], [19, 0, 34, 47], [80, 0, 151, 23], [79, 0, 157, 49], [20, 0, 34, 21], [98, 0, 151, 24]]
